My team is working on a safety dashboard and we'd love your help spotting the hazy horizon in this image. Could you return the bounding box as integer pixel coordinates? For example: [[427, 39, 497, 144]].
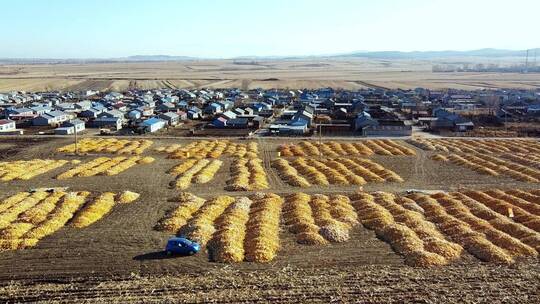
[[1, 0, 539, 59]]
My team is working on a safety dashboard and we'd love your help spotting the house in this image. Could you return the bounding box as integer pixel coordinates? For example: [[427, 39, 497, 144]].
[[431, 108, 474, 132], [292, 109, 314, 127], [177, 110, 187, 120], [54, 127, 75, 135], [98, 109, 125, 120], [227, 118, 249, 128], [221, 110, 237, 120], [354, 112, 379, 131], [62, 119, 85, 133], [6, 107, 35, 120], [141, 117, 167, 133], [159, 112, 180, 126], [30, 105, 52, 115], [92, 117, 122, 130], [253, 116, 265, 129], [127, 109, 142, 120], [158, 102, 176, 112], [204, 102, 222, 114], [0, 119, 16, 132], [187, 107, 202, 119], [212, 116, 228, 128], [79, 107, 104, 119], [32, 110, 71, 126]]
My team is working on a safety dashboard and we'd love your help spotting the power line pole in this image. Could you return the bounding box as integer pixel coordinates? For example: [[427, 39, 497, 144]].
[[525, 49, 529, 73]]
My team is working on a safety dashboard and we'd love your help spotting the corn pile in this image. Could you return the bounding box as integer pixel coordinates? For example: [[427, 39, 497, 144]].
[[451, 191, 540, 253], [0, 191, 89, 250], [352, 192, 453, 266], [283, 193, 327, 245], [117, 191, 140, 204], [275, 157, 402, 186], [56, 156, 152, 179], [433, 153, 540, 182], [434, 192, 537, 258], [155, 193, 206, 232], [208, 197, 253, 262], [160, 140, 259, 159], [70, 192, 116, 228], [226, 157, 269, 191], [408, 138, 540, 154], [180, 195, 235, 246], [57, 138, 153, 154], [0, 159, 69, 181], [271, 159, 311, 187], [171, 159, 222, 190], [244, 193, 283, 262], [462, 191, 540, 233], [279, 140, 415, 157], [413, 193, 520, 264], [193, 160, 223, 184]]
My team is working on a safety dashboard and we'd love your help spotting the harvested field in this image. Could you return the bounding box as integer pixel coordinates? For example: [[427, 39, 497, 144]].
[[2, 59, 540, 91], [0, 136, 539, 302], [0, 189, 139, 251]]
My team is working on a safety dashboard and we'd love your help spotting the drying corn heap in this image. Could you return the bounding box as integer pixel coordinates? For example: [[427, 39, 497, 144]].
[[0, 189, 140, 250], [157, 188, 540, 266], [0, 159, 70, 182], [272, 157, 403, 187], [164, 141, 263, 190], [156, 192, 283, 263], [156, 140, 259, 159], [168, 159, 223, 190], [57, 138, 153, 154], [409, 138, 540, 183], [56, 156, 155, 179], [278, 140, 416, 157], [283, 193, 358, 245], [226, 157, 269, 191], [355, 189, 540, 266], [408, 138, 540, 154]]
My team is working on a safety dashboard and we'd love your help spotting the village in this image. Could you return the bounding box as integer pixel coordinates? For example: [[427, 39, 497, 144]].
[[1, 87, 540, 138]]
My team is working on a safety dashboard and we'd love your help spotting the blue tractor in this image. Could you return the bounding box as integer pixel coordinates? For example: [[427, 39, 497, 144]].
[[165, 237, 200, 256]]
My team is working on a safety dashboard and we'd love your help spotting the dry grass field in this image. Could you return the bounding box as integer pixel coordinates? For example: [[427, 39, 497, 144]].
[[1, 58, 540, 92], [0, 136, 539, 302]]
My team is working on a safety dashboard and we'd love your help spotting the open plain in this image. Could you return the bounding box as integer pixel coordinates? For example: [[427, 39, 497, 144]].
[[1, 58, 540, 92]]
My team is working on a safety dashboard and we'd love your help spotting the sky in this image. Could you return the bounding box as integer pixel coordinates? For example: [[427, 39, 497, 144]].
[[1, 0, 539, 58]]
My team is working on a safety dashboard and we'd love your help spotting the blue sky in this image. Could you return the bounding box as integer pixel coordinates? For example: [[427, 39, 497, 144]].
[[1, 0, 538, 58]]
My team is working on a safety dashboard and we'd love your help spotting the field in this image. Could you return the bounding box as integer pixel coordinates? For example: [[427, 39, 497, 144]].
[[0, 136, 539, 302], [2, 58, 540, 91]]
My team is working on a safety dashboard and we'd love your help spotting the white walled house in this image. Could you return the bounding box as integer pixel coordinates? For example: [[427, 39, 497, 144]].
[[0, 119, 16, 132]]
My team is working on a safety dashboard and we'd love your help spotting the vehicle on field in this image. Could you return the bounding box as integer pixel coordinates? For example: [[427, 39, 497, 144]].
[[165, 237, 200, 256]]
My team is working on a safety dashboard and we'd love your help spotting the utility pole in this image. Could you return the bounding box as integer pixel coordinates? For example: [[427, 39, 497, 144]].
[[318, 124, 322, 159], [525, 49, 529, 73]]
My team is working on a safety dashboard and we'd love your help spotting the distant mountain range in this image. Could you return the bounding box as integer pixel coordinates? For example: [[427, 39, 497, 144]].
[[0, 49, 538, 64], [333, 48, 540, 59]]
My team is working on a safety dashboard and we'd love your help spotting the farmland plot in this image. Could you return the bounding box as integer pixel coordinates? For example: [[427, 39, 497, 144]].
[[57, 138, 153, 155], [156, 192, 283, 263], [408, 138, 540, 154], [156, 140, 259, 159], [0, 189, 140, 251], [272, 157, 403, 187], [156, 189, 540, 267], [279, 140, 416, 157], [0, 159, 70, 181], [56, 156, 155, 179]]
